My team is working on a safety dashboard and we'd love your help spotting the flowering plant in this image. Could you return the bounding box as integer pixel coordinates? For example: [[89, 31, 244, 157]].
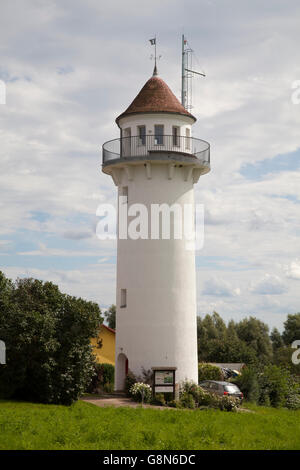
[[129, 382, 152, 403]]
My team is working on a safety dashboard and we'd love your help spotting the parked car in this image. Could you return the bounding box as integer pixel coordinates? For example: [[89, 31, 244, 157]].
[[199, 380, 243, 401]]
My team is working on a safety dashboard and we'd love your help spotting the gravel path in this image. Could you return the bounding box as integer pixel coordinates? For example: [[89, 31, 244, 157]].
[[81, 396, 169, 410]]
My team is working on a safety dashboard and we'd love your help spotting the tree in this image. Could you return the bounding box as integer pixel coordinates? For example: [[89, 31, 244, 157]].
[[258, 365, 290, 408], [198, 363, 223, 382], [104, 304, 116, 330], [282, 313, 300, 345], [197, 314, 262, 363], [0, 272, 102, 405], [270, 327, 284, 351], [235, 317, 273, 364]]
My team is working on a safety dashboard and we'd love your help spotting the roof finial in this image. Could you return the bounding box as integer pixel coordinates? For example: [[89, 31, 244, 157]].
[[149, 36, 159, 76]]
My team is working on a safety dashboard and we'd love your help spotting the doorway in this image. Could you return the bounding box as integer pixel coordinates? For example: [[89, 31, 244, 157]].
[[116, 353, 129, 391]]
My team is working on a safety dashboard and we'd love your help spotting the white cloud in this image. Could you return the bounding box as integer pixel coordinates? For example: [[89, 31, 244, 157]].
[[202, 277, 240, 297], [285, 260, 300, 280], [250, 274, 288, 295]]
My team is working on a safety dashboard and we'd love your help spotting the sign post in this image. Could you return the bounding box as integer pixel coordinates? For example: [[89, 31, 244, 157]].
[[152, 367, 177, 400]]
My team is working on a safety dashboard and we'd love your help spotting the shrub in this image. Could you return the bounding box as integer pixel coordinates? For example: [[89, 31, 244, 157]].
[[103, 382, 114, 393], [0, 273, 101, 405], [125, 371, 137, 396], [258, 365, 290, 408], [168, 399, 181, 408], [130, 382, 152, 403], [218, 395, 240, 412], [179, 392, 196, 409], [197, 386, 213, 407], [101, 363, 114, 385], [86, 363, 115, 394], [178, 380, 239, 412], [198, 363, 223, 382], [152, 393, 166, 406], [180, 380, 211, 407], [286, 392, 300, 410], [233, 366, 260, 403], [164, 392, 174, 403]]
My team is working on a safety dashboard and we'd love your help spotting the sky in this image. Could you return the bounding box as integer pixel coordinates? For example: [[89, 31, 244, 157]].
[[0, 0, 300, 331]]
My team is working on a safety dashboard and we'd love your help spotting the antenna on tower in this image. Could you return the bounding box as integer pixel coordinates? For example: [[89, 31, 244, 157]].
[[181, 34, 205, 110]]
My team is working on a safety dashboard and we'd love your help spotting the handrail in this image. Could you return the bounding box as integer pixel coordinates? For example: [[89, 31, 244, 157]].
[[102, 135, 210, 165]]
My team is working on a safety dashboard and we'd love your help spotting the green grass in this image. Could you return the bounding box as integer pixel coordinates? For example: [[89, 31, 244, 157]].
[[0, 400, 300, 450]]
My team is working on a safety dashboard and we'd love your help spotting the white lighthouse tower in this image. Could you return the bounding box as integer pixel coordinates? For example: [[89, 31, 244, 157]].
[[102, 64, 210, 391]]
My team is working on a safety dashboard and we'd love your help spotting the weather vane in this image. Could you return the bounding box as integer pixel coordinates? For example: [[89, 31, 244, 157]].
[[149, 36, 162, 76]]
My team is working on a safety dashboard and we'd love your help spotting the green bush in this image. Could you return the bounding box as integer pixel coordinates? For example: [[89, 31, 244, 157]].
[[0, 273, 101, 405], [125, 371, 137, 396], [101, 363, 114, 385], [198, 363, 223, 383], [164, 392, 174, 403], [258, 365, 290, 408], [235, 364, 294, 408], [179, 380, 199, 401], [286, 392, 300, 410], [197, 386, 213, 407], [167, 399, 181, 408], [218, 395, 240, 412], [179, 392, 196, 409], [86, 363, 115, 393], [152, 393, 165, 406], [233, 366, 260, 403]]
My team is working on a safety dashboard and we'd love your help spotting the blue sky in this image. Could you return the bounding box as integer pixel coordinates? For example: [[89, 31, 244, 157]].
[[1, 0, 300, 330]]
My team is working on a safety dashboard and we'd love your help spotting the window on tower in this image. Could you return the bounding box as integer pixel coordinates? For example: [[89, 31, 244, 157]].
[[185, 128, 191, 150], [120, 289, 127, 308], [172, 126, 180, 147], [138, 125, 146, 145], [154, 125, 164, 145]]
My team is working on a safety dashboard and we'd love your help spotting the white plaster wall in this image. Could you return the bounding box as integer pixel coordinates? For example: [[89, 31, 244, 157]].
[[117, 113, 194, 157], [118, 113, 193, 136], [115, 162, 198, 389]]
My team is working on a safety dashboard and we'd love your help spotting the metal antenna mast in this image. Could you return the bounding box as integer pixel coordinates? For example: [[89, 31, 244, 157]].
[[181, 34, 205, 111]]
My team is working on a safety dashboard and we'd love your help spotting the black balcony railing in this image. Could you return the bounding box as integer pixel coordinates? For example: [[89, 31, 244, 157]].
[[102, 135, 210, 165]]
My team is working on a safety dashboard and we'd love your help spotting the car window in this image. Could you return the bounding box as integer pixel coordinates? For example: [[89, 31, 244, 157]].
[[210, 383, 218, 390], [225, 384, 239, 393]]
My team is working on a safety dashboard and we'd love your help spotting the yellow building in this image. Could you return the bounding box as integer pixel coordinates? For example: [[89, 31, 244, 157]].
[[91, 324, 116, 365]]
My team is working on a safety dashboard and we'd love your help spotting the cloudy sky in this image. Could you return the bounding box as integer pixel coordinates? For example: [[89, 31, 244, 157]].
[[1, 0, 300, 330]]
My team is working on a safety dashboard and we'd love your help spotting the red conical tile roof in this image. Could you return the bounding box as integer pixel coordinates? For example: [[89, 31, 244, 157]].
[[116, 75, 196, 124]]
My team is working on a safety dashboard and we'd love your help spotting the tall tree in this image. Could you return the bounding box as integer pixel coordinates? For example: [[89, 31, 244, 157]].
[[282, 313, 300, 345], [270, 327, 284, 351], [0, 273, 103, 405], [235, 317, 273, 364], [104, 304, 116, 330]]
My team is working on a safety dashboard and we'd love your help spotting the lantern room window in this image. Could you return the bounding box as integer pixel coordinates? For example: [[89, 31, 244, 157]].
[[154, 125, 164, 145], [185, 128, 191, 150], [172, 126, 180, 147], [138, 125, 146, 145]]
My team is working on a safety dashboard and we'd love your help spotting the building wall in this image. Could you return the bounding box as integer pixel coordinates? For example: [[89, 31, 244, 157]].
[[91, 325, 115, 365], [118, 112, 193, 136], [115, 161, 198, 389]]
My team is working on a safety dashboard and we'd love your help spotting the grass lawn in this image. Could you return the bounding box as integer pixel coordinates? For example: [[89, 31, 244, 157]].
[[0, 400, 299, 450]]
